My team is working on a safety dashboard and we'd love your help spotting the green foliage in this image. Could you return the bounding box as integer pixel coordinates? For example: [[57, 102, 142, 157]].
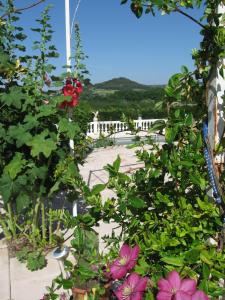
[[0, 1, 90, 270], [94, 133, 115, 148], [16, 247, 47, 271], [26, 251, 47, 271], [87, 110, 225, 297], [45, 220, 109, 299]]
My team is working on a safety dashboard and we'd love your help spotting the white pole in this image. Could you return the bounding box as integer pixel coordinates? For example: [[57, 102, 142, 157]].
[[65, 0, 71, 72], [207, 4, 225, 296], [207, 3, 225, 153], [65, 0, 77, 216]]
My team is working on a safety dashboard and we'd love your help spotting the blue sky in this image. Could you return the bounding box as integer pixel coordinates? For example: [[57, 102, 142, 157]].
[[14, 0, 204, 84]]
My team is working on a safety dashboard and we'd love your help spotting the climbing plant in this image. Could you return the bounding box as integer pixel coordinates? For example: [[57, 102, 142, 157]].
[[80, 1, 225, 298]]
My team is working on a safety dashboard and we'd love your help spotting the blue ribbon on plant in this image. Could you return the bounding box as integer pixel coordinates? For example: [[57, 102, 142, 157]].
[[202, 122, 223, 205]]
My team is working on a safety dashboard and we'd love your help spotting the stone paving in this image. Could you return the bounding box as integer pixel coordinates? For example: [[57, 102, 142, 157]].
[[0, 145, 145, 300]]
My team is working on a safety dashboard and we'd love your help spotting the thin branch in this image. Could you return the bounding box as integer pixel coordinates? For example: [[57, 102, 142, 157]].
[[0, 0, 45, 19], [174, 7, 206, 29], [142, 3, 206, 29]]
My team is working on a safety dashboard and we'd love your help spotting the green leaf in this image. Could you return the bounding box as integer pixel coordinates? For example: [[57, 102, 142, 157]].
[[16, 192, 30, 212], [61, 279, 73, 289], [0, 174, 13, 202], [200, 250, 213, 265], [198, 279, 208, 294], [113, 155, 121, 172], [148, 120, 166, 133], [91, 184, 106, 195], [165, 127, 177, 143], [134, 257, 149, 275], [175, 109, 180, 118], [26, 130, 57, 158], [0, 86, 26, 109], [4, 153, 27, 179], [129, 197, 146, 208], [219, 66, 224, 79], [202, 264, 210, 279], [8, 125, 32, 147], [36, 105, 56, 119], [48, 181, 60, 196], [190, 174, 205, 190], [196, 133, 203, 148], [16, 247, 30, 263], [71, 227, 85, 249], [185, 114, 193, 126], [130, 3, 143, 18], [197, 198, 211, 211], [121, 0, 128, 4], [26, 252, 47, 271], [161, 256, 184, 266], [181, 65, 189, 74], [184, 248, 200, 264], [58, 118, 80, 139]]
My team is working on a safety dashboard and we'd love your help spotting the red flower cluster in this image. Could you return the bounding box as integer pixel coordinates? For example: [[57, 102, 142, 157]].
[[59, 78, 83, 109]]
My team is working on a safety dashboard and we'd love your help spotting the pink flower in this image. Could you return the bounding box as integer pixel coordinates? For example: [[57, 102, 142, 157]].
[[157, 270, 197, 300], [114, 272, 148, 300], [110, 244, 140, 280], [192, 290, 209, 300]]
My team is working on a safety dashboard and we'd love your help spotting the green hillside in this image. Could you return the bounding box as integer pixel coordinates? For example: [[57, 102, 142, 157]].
[[80, 77, 166, 120], [93, 77, 164, 90]]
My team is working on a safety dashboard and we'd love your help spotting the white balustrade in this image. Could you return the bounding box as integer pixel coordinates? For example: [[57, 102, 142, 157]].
[[87, 116, 166, 139]]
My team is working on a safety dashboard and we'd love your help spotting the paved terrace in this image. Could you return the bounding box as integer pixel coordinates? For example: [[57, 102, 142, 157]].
[[0, 145, 146, 300]]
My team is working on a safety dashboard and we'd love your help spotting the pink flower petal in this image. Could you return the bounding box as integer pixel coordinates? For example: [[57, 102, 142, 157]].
[[127, 245, 140, 269], [130, 292, 143, 300], [114, 285, 124, 300], [180, 279, 197, 295], [192, 290, 209, 300], [110, 259, 127, 279], [168, 270, 181, 290], [156, 291, 172, 300], [158, 278, 172, 292], [127, 273, 141, 286], [130, 245, 140, 260], [119, 244, 132, 257], [134, 276, 148, 293], [175, 290, 192, 300]]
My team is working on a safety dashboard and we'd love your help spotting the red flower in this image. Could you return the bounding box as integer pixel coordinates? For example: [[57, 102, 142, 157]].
[[109, 244, 140, 280], [59, 79, 83, 109], [114, 272, 148, 300], [62, 83, 76, 96]]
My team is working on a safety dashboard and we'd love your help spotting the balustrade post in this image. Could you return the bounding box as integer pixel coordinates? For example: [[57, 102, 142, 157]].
[[93, 115, 99, 136], [137, 116, 142, 129]]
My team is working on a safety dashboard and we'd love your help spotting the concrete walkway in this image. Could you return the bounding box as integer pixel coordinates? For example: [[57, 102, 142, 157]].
[[0, 146, 144, 300]]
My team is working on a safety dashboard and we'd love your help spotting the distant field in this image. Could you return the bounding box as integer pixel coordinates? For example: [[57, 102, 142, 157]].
[[93, 89, 118, 95]]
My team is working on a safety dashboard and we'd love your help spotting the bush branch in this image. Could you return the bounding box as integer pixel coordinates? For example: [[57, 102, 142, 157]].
[[174, 7, 206, 29], [0, 0, 45, 19]]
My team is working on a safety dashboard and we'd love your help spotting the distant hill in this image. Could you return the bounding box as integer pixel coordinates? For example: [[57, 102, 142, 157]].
[[94, 77, 164, 90]]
